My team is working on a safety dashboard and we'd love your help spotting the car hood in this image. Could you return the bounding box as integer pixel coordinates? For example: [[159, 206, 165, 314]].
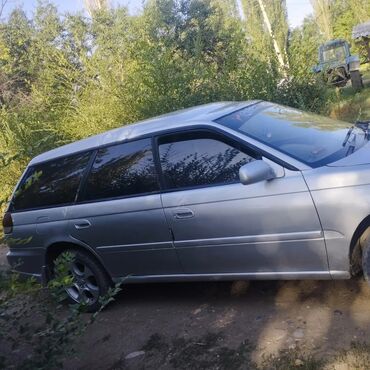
[[327, 140, 370, 167]]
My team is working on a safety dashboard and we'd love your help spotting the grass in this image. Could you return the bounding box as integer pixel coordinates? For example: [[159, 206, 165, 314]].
[[328, 64, 370, 122]]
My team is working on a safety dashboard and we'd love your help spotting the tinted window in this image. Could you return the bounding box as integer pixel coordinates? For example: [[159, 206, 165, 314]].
[[83, 139, 158, 201], [159, 134, 255, 189], [12, 152, 91, 211]]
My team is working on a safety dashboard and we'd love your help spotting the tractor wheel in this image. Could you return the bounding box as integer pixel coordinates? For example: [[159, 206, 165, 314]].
[[336, 81, 347, 88], [351, 70, 364, 90]]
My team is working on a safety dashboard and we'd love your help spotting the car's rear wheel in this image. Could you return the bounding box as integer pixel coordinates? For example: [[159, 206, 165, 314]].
[[54, 249, 111, 312]]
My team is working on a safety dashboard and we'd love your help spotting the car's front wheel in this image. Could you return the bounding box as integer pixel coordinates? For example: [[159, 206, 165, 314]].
[[362, 239, 370, 283], [54, 249, 111, 312]]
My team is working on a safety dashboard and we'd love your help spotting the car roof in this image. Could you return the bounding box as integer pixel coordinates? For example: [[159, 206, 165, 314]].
[[30, 100, 261, 165]]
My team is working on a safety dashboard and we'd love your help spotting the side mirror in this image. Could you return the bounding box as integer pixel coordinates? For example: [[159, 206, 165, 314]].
[[239, 160, 276, 186]]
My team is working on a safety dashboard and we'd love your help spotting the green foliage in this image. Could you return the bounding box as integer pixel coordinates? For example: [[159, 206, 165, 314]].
[[310, 0, 370, 62], [274, 77, 332, 113], [288, 17, 323, 79], [0, 0, 358, 208], [0, 251, 122, 369]]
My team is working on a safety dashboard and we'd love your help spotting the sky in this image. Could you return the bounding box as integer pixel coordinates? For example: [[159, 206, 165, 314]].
[[3, 0, 313, 28]]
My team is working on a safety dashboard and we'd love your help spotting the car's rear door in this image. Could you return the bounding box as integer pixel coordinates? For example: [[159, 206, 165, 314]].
[[156, 129, 329, 276], [67, 138, 182, 278]]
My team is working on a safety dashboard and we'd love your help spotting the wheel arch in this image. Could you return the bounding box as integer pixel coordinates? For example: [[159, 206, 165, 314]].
[[45, 240, 112, 282], [349, 215, 370, 275]]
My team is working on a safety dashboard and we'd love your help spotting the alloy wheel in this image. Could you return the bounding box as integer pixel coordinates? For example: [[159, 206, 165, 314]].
[[65, 260, 100, 305]]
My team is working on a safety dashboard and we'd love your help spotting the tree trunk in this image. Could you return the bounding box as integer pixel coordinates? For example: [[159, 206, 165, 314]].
[[256, 0, 288, 77], [84, 0, 109, 17]]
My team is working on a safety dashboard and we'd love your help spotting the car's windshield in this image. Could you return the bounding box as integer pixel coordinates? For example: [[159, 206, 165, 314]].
[[322, 45, 346, 62], [215, 103, 367, 168]]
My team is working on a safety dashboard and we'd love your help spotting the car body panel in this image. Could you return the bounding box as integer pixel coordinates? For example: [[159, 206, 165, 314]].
[[327, 141, 370, 167], [303, 164, 370, 272], [65, 194, 182, 277], [120, 270, 338, 284], [6, 207, 69, 277], [161, 168, 329, 275]]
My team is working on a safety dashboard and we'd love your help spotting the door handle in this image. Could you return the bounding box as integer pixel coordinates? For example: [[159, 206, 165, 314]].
[[173, 208, 194, 219], [74, 220, 91, 229]]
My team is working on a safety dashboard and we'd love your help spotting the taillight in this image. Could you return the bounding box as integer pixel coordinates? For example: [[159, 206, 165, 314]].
[[2, 212, 13, 234]]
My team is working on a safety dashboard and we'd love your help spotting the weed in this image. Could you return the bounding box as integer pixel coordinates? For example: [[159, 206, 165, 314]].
[[0, 252, 123, 369]]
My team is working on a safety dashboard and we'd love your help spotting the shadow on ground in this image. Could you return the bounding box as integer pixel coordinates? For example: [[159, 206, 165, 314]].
[[64, 277, 370, 369]]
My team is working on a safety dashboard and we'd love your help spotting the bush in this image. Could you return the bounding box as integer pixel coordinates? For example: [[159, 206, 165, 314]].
[[273, 76, 335, 113], [0, 0, 332, 209], [0, 251, 122, 369]]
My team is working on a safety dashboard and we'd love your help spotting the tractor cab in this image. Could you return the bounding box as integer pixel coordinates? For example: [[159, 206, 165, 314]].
[[313, 39, 363, 89]]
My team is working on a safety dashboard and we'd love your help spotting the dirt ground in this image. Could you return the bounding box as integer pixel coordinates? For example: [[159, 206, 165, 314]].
[[63, 277, 370, 369], [2, 246, 370, 369], [72, 274, 370, 368]]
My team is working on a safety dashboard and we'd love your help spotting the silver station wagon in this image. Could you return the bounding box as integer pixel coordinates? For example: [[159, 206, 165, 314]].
[[4, 101, 370, 311]]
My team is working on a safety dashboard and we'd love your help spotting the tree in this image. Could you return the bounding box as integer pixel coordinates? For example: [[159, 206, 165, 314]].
[[349, 0, 370, 24], [0, 0, 329, 210], [310, 0, 333, 40], [0, 9, 33, 105], [240, 0, 289, 77], [84, 0, 109, 17], [256, 0, 289, 75], [288, 16, 323, 79]]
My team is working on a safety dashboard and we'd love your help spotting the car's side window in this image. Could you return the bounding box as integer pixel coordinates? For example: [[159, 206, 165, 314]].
[[158, 132, 257, 190], [82, 138, 158, 201], [12, 151, 92, 211]]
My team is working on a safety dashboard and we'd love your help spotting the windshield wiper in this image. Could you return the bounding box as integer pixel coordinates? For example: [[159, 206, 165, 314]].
[[342, 126, 354, 147], [355, 120, 370, 140], [342, 121, 369, 155]]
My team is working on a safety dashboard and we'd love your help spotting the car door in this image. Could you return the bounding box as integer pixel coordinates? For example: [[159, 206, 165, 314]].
[[156, 130, 329, 276], [67, 138, 182, 278]]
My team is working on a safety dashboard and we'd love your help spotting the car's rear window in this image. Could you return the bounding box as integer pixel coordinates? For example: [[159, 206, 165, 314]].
[[215, 104, 366, 168], [81, 138, 158, 201], [11, 151, 91, 211]]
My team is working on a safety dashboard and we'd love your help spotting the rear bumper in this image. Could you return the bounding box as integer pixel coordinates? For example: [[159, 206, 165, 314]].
[[6, 247, 48, 284]]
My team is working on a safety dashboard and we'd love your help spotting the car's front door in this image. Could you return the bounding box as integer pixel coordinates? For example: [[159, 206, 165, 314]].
[[67, 138, 182, 278], [157, 130, 328, 276]]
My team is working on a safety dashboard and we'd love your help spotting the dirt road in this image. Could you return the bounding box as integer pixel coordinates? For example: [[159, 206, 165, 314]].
[[63, 277, 370, 369], [2, 246, 370, 369]]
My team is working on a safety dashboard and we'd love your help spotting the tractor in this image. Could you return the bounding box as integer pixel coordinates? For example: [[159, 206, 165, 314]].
[[313, 39, 363, 89]]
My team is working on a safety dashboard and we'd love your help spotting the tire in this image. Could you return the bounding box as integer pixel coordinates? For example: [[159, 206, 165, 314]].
[[362, 239, 370, 283], [351, 70, 363, 90], [54, 249, 111, 312]]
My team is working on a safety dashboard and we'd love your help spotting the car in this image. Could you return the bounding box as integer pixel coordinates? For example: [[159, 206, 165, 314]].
[[4, 100, 370, 311]]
